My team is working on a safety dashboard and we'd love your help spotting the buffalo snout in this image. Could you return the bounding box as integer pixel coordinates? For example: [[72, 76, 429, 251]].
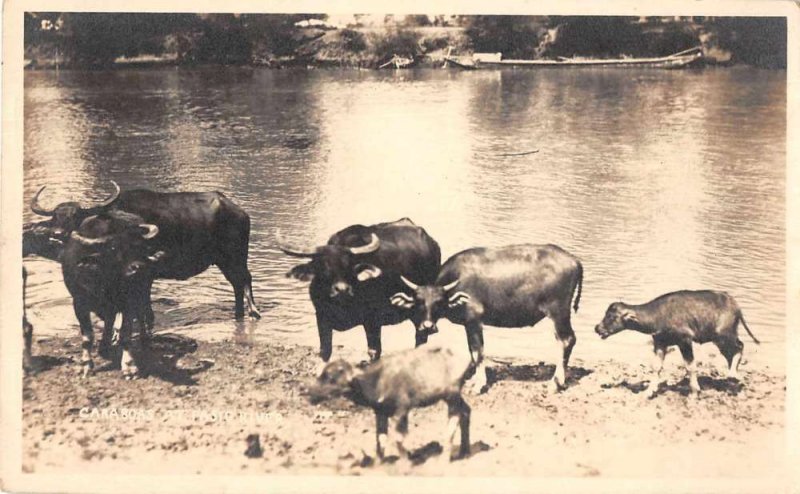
[[418, 320, 439, 335], [330, 281, 353, 298]]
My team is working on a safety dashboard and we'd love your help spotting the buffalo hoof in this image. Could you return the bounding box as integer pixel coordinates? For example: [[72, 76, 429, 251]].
[[249, 310, 262, 321], [466, 377, 487, 396], [121, 354, 139, 380], [550, 378, 566, 394], [80, 362, 94, 379], [122, 367, 140, 380]]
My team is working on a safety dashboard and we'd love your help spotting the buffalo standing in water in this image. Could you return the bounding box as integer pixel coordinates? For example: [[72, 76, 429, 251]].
[[280, 218, 441, 362], [61, 211, 164, 378], [24, 182, 261, 353]]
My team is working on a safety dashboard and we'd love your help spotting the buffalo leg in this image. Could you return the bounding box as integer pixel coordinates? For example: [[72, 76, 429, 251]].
[[23, 315, 33, 373], [464, 321, 486, 393], [375, 411, 389, 460], [218, 263, 261, 321], [73, 301, 95, 378], [317, 315, 333, 362], [717, 337, 744, 379], [445, 395, 471, 460], [22, 267, 33, 372], [394, 413, 410, 460], [551, 311, 577, 391], [364, 322, 382, 361], [118, 313, 139, 379], [677, 340, 700, 394], [98, 312, 117, 359], [415, 331, 428, 347], [645, 339, 668, 398]]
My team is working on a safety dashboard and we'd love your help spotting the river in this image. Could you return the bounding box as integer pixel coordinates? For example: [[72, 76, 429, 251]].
[[23, 66, 786, 372]]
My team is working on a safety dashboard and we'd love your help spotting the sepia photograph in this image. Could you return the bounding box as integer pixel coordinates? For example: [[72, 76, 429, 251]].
[[1, 1, 797, 493]]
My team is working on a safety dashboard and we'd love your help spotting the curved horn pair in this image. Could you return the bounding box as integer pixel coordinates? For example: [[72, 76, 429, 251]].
[[30, 181, 121, 217], [349, 233, 380, 255], [70, 222, 158, 246]]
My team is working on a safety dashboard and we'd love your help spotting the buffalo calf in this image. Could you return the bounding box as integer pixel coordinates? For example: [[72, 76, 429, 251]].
[[311, 346, 473, 463], [595, 290, 760, 397]]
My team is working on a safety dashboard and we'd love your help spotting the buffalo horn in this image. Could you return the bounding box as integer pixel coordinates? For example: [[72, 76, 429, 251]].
[[83, 181, 121, 213], [30, 186, 55, 217], [400, 275, 419, 290], [70, 231, 110, 245], [139, 224, 159, 239], [442, 279, 460, 292], [275, 231, 318, 257], [349, 233, 380, 255]]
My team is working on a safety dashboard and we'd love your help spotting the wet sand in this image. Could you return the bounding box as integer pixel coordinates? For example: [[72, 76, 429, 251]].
[[22, 324, 785, 479]]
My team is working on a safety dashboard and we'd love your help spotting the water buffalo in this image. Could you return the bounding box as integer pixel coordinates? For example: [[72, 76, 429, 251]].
[[390, 244, 583, 393], [25, 182, 260, 323], [62, 211, 164, 378], [310, 345, 473, 463], [594, 290, 760, 397], [280, 218, 441, 362]]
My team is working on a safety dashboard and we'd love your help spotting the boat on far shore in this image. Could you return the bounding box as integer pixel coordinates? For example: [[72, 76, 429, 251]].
[[444, 46, 705, 70]]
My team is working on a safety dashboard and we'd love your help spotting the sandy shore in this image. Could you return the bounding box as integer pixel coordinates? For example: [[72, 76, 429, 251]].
[[22, 327, 786, 479]]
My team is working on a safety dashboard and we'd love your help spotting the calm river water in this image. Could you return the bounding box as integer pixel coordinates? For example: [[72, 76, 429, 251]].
[[23, 67, 786, 369]]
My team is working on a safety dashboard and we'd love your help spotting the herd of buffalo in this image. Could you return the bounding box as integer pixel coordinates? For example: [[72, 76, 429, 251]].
[[21, 182, 761, 462]]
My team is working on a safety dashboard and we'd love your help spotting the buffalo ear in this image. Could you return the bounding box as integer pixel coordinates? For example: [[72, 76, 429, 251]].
[[621, 310, 639, 325], [447, 291, 471, 309], [287, 262, 315, 282], [355, 263, 382, 282], [390, 292, 415, 309]]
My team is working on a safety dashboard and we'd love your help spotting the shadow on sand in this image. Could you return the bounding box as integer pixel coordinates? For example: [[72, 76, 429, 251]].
[[92, 333, 213, 385], [485, 363, 593, 391], [25, 354, 73, 374], [602, 375, 744, 397]]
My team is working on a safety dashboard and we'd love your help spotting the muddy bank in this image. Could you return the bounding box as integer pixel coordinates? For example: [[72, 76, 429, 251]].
[[22, 330, 785, 479]]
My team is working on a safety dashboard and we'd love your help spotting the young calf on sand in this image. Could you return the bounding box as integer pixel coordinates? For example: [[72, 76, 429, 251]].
[[595, 290, 760, 397], [310, 345, 474, 463]]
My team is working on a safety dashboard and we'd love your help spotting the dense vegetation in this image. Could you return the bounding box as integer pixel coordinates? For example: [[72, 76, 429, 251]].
[[24, 14, 787, 69]]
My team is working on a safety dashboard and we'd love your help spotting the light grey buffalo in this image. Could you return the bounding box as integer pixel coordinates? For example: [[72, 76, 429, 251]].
[[389, 244, 584, 393], [310, 345, 473, 464]]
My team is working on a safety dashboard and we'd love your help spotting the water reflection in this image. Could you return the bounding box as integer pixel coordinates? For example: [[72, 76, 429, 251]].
[[23, 67, 786, 363]]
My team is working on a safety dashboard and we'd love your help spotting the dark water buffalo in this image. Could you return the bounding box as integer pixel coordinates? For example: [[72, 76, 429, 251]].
[[23, 267, 34, 372], [25, 182, 260, 322], [390, 244, 583, 393], [62, 211, 163, 378], [311, 345, 473, 463], [280, 218, 441, 362], [595, 290, 760, 397]]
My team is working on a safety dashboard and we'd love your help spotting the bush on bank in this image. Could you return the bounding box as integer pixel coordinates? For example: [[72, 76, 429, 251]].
[[24, 14, 786, 70]]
